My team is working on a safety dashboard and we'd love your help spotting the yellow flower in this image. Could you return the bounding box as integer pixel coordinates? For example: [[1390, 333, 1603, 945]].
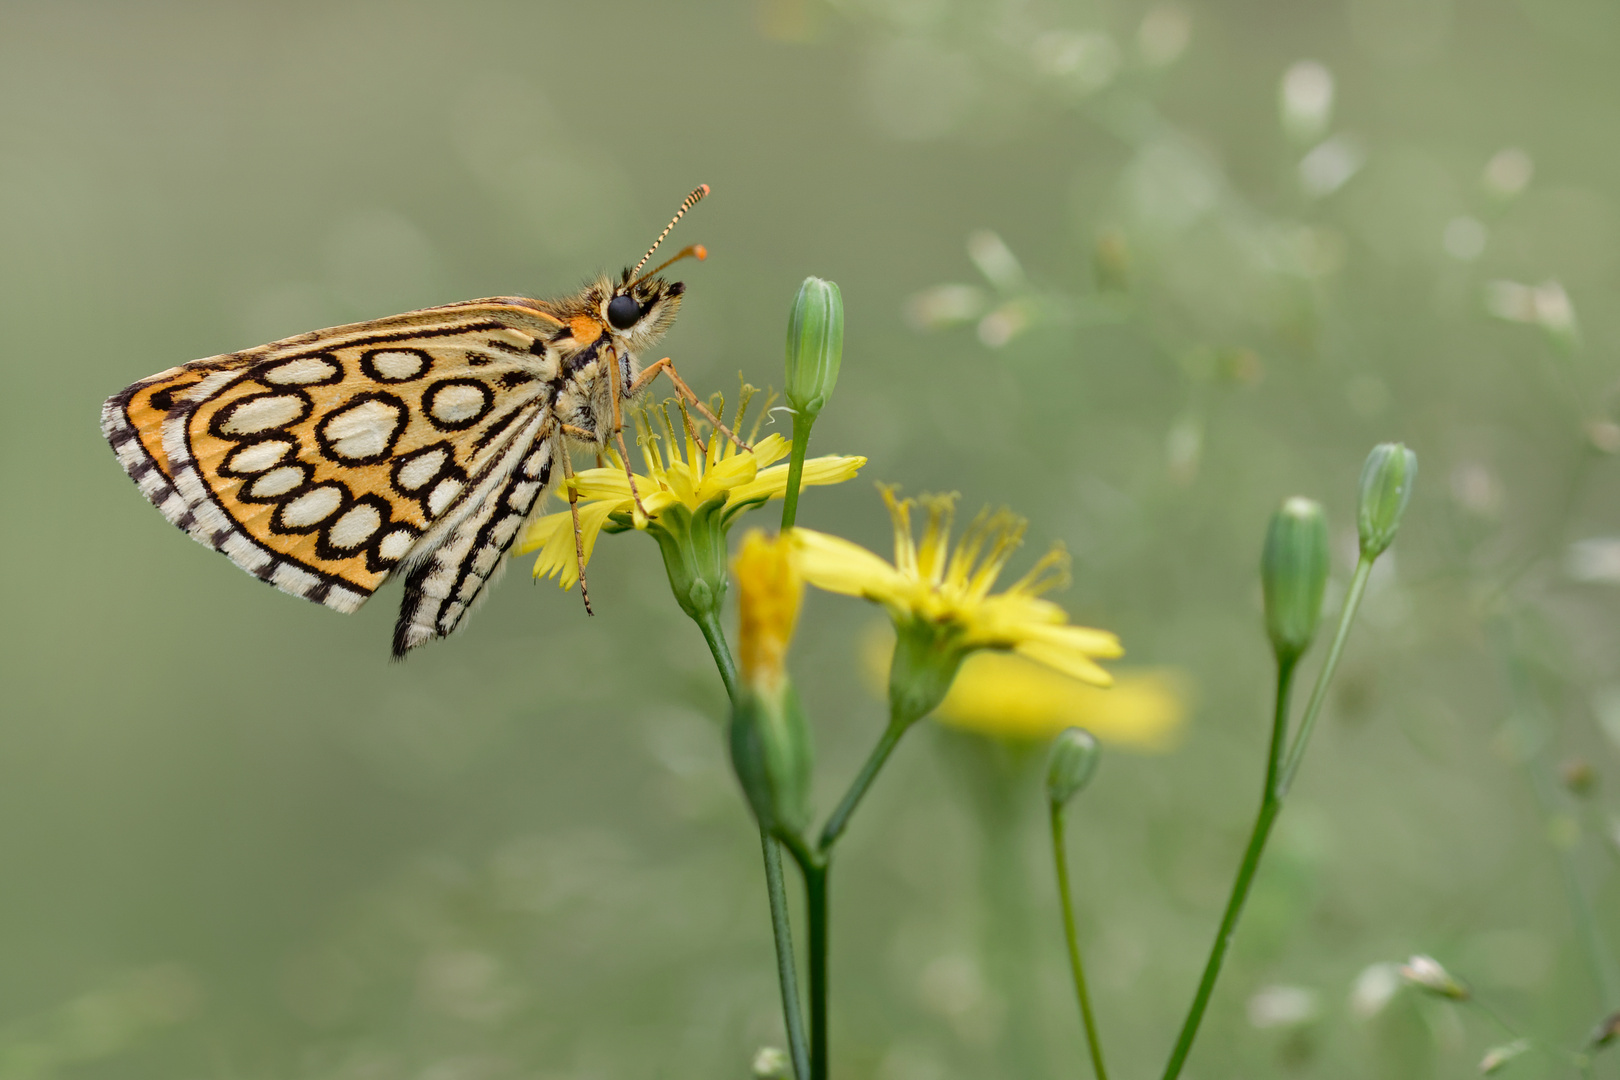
[[517, 400, 866, 589], [793, 487, 1123, 686], [734, 530, 803, 697], [859, 625, 1186, 750]]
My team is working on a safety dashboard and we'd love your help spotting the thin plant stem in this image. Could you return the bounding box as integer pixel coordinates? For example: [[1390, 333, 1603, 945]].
[[690, 608, 811, 1080], [1277, 556, 1373, 797], [819, 720, 908, 851], [762, 833, 811, 1080], [1050, 802, 1110, 1080], [1160, 658, 1297, 1080], [1164, 550, 1381, 1080], [692, 608, 740, 703], [779, 413, 814, 531], [805, 858, 829, 1080]]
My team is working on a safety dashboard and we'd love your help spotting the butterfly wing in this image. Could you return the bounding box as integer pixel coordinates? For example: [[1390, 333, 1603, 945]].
[[102, 299, 566, 649]]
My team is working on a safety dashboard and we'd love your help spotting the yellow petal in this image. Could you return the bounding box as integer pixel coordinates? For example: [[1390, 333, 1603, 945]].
[[570, 467, 637, 501], [731, 454, 867, 506], [1015, 621, 1125, 658], [792, 528, 912, 603], [1013, 639, 1116, 686], [529, 499, 621, 589], [749, 432, 792, 468], [700, 445, 760, 501]]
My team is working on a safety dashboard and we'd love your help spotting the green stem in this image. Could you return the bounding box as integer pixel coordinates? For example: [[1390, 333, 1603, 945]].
[[689, 608, 811, 1080], [779, 412, 814, 531], [1160, 658, 1297, 1080], [1277, 556, 1374, 798], [818, 720, 908, 852], [804, 858, 829, 1080], [1051, 802, 1110, 1080], [691, 608, 740, 703], [762, 833, 811, 1080]]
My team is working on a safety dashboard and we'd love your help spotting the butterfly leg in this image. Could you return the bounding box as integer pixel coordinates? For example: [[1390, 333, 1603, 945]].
[[606, 346, 653, 520], [632, 358, 752, 452], [556, 443, 594, 616]]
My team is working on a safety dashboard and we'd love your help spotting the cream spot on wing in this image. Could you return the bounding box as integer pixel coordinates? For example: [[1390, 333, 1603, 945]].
[[490, 515, 521, 546], [378, 527, 417, 561], [220, 394, 306, 434], [395, 448, 447, 490], [327, 504, 382, 549], [322, 398, 404, 460], [506, 481, 539, 509], [428, 383, 490, 424], [370, 350, 428, 380], [282, 485, 343, 526], [262, 356, 339, 385], [427, 478, 463, 516], [250, 465, 306, 498], [225, 439, 293, 474], [472, 547, 501, 575], [531, 349, 559, 382]]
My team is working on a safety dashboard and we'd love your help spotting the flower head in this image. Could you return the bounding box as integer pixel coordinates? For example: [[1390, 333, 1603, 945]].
[[795, 487, 1122, 684], [517, 393, 865, 593], [795, 487, 1122, 726]]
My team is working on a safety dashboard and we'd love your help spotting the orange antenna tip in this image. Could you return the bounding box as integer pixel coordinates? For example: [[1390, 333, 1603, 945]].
[[694, 244, 708, 261], [630, 187, 712, 281]]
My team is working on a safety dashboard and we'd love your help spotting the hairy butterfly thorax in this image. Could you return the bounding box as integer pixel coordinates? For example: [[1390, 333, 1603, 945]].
[[100, 185, 735, 657]]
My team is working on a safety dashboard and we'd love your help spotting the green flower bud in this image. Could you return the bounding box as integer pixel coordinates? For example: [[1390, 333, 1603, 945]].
[[1357, 443, 1417, 559], [729, 680, 814, 841], [784, 277, 843, 419], [1046, 727, 1101, 806], [1261, 497, 1330, 665]]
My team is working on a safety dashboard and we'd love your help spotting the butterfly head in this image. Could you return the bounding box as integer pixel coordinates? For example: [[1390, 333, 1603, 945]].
[[600, 185, 710, 350], [600, 270, 690, 350]]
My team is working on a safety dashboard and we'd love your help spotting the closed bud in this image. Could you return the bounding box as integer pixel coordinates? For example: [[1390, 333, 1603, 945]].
[[1047, 727, 1101, 806], [1261, 497, 1329, 665], [1358, 443, 1417, 559], [729, 683, 814, 840], [784, 277, 844, 419], [1400, 954, 1469, 1001]]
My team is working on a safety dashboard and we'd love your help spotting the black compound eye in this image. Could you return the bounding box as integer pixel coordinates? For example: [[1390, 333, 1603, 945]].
[[606, 294, 641, 330]]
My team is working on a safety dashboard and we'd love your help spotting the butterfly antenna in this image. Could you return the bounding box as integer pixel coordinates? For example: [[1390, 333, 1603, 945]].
[[630, 185, 709, 281]]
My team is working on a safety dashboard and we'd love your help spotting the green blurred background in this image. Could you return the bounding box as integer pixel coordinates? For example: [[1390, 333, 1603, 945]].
[[4, 0, 1620, 1076]]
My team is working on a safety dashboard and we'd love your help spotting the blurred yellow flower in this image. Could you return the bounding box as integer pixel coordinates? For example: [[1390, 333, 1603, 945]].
[[734, 530, 803, 696], [862, 626, 1188, 750], [793, 487, 1122, 685], [518, 402, 865, 588]]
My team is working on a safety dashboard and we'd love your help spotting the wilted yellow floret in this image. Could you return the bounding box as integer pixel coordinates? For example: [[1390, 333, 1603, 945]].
[[794, 487, 1122, 686], [734, 530, 803, 695]]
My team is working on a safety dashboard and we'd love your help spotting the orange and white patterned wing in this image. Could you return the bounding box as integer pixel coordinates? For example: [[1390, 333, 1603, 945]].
[[101, 299, 565, 654]]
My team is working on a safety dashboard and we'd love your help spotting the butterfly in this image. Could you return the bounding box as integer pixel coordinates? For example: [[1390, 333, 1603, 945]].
[[102, 185, 733, 657]]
